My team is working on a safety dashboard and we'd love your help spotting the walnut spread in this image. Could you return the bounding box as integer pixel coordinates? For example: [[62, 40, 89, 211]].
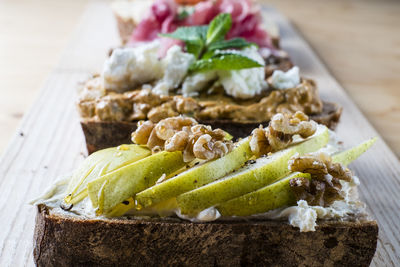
[[77, 77, 323, 124]]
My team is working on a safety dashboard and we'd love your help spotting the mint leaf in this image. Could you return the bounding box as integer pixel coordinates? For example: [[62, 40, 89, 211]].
[[186, 42, 204, 59], [160, 25, 208, 43], [160, 26, 208, 58], [189, 53, 263, 72], [177, 10, 189, 20], [208, 38, 253, 51], [206, 13, 232, 45]]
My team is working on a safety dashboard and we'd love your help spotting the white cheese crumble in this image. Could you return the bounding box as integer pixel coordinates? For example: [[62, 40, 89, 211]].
[[176, 207, 221, 222], [103, 42, 195, 95], [287, 200, 318, 231], [103, 41, 164, 92], [274, 175, 366, 232], [271, 66, 300, 89], [103, 43, 267, 99], [182, 46, 267, 99], [153, 46, 196, 95], [218, 46, 267, 99], [182, 71, 218, 97]]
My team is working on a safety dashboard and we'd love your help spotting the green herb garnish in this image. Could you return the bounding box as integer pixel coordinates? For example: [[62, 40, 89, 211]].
[[161, 13, 262, 72], [190, 53, 263, 72], [177, 10, 190, 21]]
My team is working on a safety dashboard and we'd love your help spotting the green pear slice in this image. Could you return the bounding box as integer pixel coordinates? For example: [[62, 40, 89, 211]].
[[135, 138, 252, 208], [176, 125, 329, 215], [332, 137, 377, 165], [218, 137, 377, 217], [106, 198, 178, 218], [64, 145, 151, 204], [217, 172, 310, 216], [105, 197, 136, 217], [87, 151, 185, 214]]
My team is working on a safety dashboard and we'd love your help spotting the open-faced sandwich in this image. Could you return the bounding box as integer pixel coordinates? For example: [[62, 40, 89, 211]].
[[32, 112, 377, 266], [111, 0, 293, 78], [78, 10, 341, 153]]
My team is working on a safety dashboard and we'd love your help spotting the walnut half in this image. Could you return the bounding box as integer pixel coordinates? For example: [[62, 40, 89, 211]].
[[288, 152, 353, 207], [249, 111, 317, 157], [131, 116, 233, 162]]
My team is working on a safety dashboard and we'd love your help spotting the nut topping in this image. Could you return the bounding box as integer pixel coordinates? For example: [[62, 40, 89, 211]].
[[249, 111, 317, 157], [131, 116, 233, 162], [289, 152, 353, 207]]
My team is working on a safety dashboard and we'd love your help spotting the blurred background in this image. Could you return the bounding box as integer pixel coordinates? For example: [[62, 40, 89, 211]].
[[0, 0, 399, 157]]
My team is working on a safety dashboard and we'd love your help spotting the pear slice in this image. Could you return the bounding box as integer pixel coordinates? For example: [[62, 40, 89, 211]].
[[106, 198, 178, 218], [135, 138, 252, 208], [332, 137, 377, 166], [176, 125, 329, 215], [64, 145, 151, 205], [105, 197, 136, 217], [218, 137, 377, 217], [217, 172, 310, 216], [87, 151, 185, 214]]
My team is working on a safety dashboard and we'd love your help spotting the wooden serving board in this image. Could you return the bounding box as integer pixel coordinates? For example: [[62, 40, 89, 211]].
[[0, 1, 399, 266]]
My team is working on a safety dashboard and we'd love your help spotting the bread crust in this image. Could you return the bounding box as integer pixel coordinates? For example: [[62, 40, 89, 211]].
[[80, 102, 342, 154], [34, 205, 377, 267]]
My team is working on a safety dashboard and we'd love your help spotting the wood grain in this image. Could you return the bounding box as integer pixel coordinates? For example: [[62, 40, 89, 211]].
[[0, 1, 399, 266], [264, 0, 400, 158]]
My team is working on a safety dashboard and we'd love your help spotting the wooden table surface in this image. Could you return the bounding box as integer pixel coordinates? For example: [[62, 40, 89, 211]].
[[1, 0, 399, 158]]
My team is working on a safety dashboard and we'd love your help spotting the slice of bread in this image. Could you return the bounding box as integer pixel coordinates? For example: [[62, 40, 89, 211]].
[[81, 102, 342, 154], [34, 205, 377, 266]]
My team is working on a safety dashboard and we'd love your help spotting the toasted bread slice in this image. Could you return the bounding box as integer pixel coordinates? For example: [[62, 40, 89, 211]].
[[81, 102, 341, 154], [34, 205, 377, 266]]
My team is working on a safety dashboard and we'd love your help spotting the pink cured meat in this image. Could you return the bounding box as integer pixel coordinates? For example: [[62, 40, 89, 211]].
[[129, 0, 274, 56], [184, 0, 221, 25], [131, 0, 178, 42]]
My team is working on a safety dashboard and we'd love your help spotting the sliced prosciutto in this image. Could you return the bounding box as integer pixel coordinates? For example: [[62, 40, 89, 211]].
[[129, 0, 275, 55]]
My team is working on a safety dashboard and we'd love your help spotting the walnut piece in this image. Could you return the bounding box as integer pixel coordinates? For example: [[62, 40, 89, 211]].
[[131, 116, 233, 162], [289, 152, 353, 207], [249, 111, 317, 157]]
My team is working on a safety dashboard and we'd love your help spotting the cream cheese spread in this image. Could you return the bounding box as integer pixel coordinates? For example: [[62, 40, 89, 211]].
[[271, 66, 300, 90], [31, 172, 366, 232]]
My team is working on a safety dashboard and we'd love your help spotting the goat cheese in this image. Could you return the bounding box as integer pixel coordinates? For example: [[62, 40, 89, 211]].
[[182, 46, 267, 99], [153, 45, 196, 95], [103, 41, 164, 92], [182, 71, 218, 97], [103, 42, 194, 95], [218, 46, 267, 99], [271, 66, 300, 89]]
